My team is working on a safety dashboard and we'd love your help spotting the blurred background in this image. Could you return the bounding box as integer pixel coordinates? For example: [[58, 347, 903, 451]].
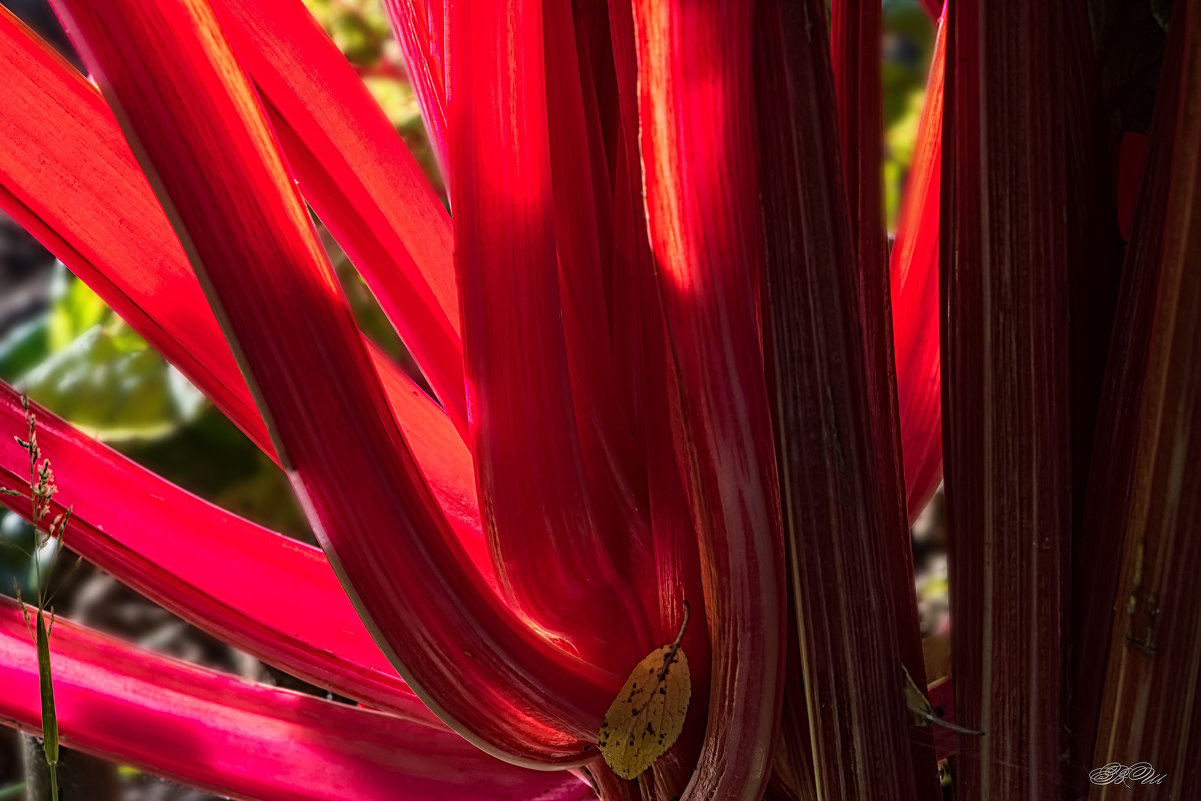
[[0, 1, 940, 798]]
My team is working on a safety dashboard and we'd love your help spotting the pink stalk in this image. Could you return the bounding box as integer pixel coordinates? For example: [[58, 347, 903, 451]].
[[0, 4, 494, 597], [0, 597, 591, 801], [0, 386, 439, 721], [0, 7, 468, 468]]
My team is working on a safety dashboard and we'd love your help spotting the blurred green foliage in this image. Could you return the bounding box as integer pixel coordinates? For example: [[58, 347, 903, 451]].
[[13, 275, 206, 442], [883, 0, 937, 229], [0, 271, 205, 442], [303, 0, 392, 65]]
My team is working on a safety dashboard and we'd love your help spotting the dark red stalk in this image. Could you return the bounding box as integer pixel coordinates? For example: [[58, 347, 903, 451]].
[[1066, 6, 1190, 794], [570, 2, 619, 247], [637, 303, 711, 799], [1089, 0, 1201, 785], [631, 1, 786, 797], [829, 0, 887, 322], [770, 609, 817, 801], [1058, 0, 1127, 538], [942, 1, 1073, 796], [830, 1, 936, 790], [50, 0, 618, 764], [0, 387, 438, 723], [754, 0, 923, 798], [595, 8, 714, 795]]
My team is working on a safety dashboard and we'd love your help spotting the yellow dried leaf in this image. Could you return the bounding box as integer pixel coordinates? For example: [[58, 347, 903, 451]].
[[597, 603, 692, 780]]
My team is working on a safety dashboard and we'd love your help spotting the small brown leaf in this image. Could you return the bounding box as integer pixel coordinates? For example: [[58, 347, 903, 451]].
[[597, 602, 692, 780]]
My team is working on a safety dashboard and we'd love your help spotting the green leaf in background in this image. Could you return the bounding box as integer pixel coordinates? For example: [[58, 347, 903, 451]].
[[20, 319, 206, 443], [884, 85, 928, 227], [46, 269, 108, 349], [1, 271, 206, 443]]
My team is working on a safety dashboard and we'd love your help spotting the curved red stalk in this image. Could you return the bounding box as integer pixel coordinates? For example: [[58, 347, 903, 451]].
[[942, 0, 1073, 795], [890, 13, 946, 520], [0, 386, 456, 722], [631, 1, 786, 797], [755, 0, 924, 797], [0, 8, 465, 458], [447, 0, 651, 672], [0, 598, 591, 801], [49, 0, 617, 764], [381, 0, 447, 172], [214, 0, 467, 436], [0, 7, 489, 573], [0, 6, 261, 450]]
